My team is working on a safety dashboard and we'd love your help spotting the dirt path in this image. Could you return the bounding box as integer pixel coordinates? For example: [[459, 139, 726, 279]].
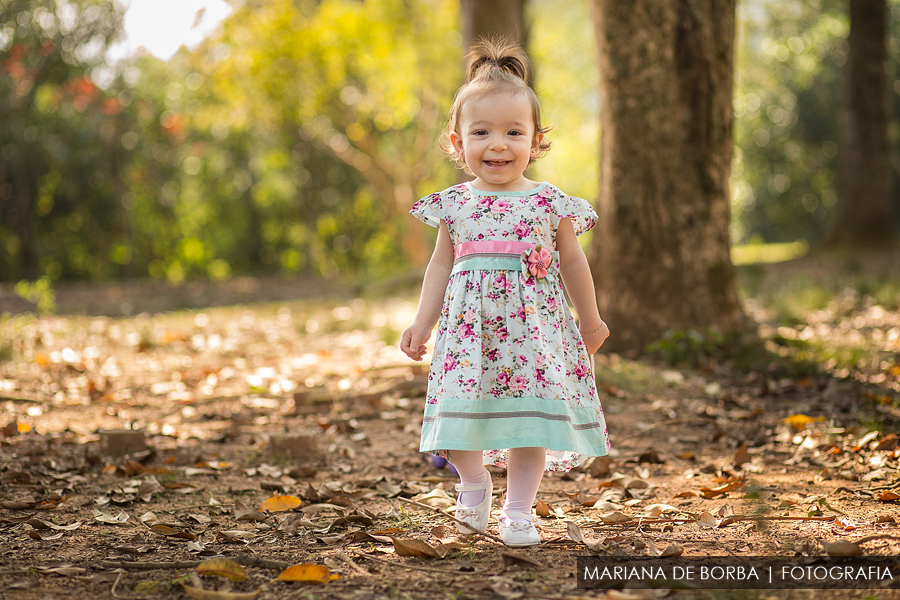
[[1, 272, 900, 600]]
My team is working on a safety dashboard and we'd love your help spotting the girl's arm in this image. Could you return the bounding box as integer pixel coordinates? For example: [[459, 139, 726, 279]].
[[400, 221, 455, 361], [556, 218, 609, 354]]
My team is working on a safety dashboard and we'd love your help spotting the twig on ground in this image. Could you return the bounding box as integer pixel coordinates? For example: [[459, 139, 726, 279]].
[[110, 570, 132, 600], [0, 394, 51, 405], [396, 496, 503, 544], [101, 560, 206, 570], [585, 514, 847, 529]]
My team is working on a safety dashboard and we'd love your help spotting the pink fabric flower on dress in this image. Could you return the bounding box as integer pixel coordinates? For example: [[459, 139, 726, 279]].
[[523, 245, 553, 282]]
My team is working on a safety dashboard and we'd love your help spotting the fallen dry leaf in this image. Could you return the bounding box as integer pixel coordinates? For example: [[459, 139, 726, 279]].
[[600, 511, 632, 524], [698, 511, 719, 528], [216, 530, 258, 543], [661, 543, 684, 557], [733, 444, 751, 467], [234, 501, 268, 522], [391, 537, 441, 558], [259, 495, 302, 512], [821, 539, 862, 557], [501, 552, 541, 569], [196, 558, 248, 581], [150, 524, 197, 540], [430, 525, 448, 538], [566, 520, 584, 544], [28, 518, 82, 531], [275, 564, 340, 583], [783, 414, 825, 430], [35, 564, 87, 576], [93, 509, 130, 524], [699, 479, 745, 499], [642, 504, 679, 518], [409, 487, 454, 508]]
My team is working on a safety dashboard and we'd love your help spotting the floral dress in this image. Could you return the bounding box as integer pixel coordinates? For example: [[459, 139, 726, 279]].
[[410, 181, 611, 471]]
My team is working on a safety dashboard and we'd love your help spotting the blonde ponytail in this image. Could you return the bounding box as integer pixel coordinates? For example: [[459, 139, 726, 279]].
[[465, 37, 532, 86]]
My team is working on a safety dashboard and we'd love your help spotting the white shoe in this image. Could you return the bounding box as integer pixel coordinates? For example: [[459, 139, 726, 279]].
[[499, 510, 541, 547], [454, 469, 493, 534]]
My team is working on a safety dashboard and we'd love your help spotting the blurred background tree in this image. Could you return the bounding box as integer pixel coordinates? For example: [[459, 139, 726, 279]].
[[731, 0, 900, 247], [1, 0, 898, 292], [0, 0, 129, 281], [832, 0, 895, 247]]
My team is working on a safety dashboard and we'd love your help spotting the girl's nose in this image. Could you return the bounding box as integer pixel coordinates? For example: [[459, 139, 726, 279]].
[[488, 135, 507, 150]]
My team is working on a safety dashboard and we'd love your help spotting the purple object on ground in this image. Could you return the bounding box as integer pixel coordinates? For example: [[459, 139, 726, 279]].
[[429, 455, 458, 474]]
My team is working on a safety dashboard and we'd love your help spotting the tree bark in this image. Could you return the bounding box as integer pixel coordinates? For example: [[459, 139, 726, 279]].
[[460, 0, 527, 49], [831, 0, 895, 247], [590, 0, 744, 352]]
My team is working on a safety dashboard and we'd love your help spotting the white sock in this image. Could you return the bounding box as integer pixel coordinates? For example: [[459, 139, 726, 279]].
[[449, 450, 489, 506], [501, 447, 546, 524]]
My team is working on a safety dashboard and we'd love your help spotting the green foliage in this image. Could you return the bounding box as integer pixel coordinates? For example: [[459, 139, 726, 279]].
[[2, 0, 898, 287], [14, 276, 56, 314], [0, 0, 131, 281], [732, 0, 900, 246], [645, 328, 730, 367]]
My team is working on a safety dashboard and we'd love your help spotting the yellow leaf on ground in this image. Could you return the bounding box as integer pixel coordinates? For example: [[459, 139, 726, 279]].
[[196, 558, 248, 581], [276, 564, 340, 583], [783, 414, 824, 430], [259, 495, 302, 512]]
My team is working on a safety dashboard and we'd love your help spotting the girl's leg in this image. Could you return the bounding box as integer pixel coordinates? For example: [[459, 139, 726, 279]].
[[448, 450, 489, 506], [501, 446, 545, 524]]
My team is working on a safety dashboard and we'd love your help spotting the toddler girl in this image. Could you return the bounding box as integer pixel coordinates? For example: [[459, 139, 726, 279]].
[[400, 38, 610, 547]]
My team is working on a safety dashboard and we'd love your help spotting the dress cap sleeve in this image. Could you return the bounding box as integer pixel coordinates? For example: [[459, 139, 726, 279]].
[[409, 192, 443, 228], [552, 188, 597, 236]]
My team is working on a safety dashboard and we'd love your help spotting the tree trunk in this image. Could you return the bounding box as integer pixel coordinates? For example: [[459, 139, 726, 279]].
[[831, 0, 895, 247], [590, 0, 744, 352], [460, 0, 527, 49]]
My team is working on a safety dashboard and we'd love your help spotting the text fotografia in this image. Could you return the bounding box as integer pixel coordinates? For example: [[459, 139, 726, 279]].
[[577, 557, 900, 590]]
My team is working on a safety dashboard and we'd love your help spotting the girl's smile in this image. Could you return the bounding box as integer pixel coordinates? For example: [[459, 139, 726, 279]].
[[450, 92, 543, 192]]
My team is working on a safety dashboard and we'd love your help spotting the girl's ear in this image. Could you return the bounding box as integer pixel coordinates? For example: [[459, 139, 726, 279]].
[[531, 132, 544, 156], [450, 131, 464, 156]]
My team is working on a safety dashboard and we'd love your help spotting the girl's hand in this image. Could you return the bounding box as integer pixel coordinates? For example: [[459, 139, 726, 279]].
[[580, 321, 610, 354], [400, 323, 432, 361]]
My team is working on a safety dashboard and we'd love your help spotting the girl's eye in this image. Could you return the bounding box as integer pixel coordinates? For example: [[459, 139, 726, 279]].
[[509, 130, 523, 136], [473, 130, 488, 136]]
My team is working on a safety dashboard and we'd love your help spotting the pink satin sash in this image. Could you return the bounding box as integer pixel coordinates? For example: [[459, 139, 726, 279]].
[[453, 240, 537, 260]]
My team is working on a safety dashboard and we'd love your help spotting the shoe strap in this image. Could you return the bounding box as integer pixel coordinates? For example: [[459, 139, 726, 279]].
[[455, 481, 490, 492]]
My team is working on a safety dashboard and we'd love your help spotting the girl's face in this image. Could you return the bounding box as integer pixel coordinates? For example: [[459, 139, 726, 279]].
[[450, 91, 542, 192]]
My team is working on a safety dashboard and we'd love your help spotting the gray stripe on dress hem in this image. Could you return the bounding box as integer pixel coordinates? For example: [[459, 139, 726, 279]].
[[437, 410, 570, 422], [423, 414, 602, 429]]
